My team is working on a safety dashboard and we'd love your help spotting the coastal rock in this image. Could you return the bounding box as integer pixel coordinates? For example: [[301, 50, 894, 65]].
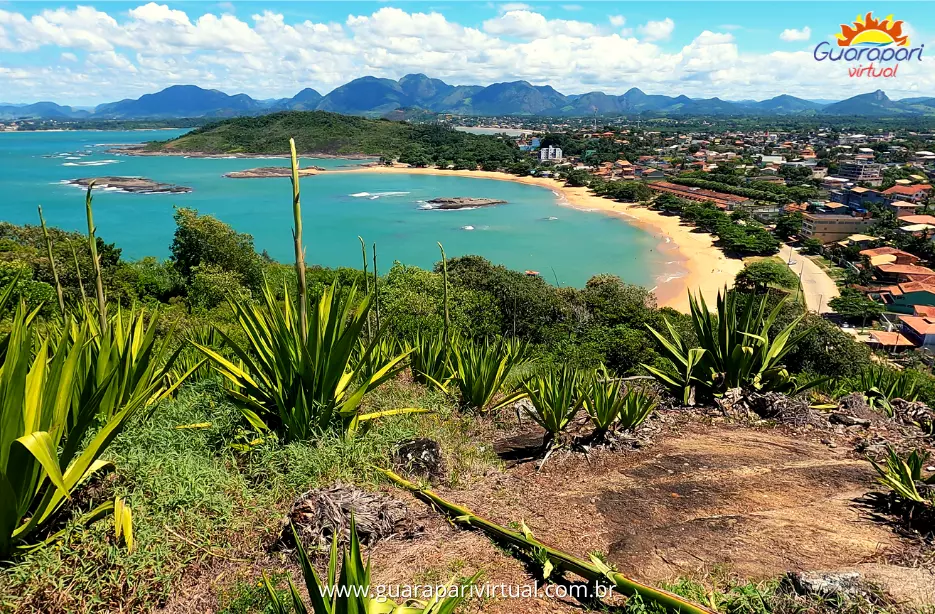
[[425, 197, 507, 210], [784, 571, 863, 599], [224, 166, 324, 178], [66, 176, 191, 194]]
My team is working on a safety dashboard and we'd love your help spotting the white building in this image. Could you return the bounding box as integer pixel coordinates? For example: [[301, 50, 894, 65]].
[[539, 146, 563, 162]]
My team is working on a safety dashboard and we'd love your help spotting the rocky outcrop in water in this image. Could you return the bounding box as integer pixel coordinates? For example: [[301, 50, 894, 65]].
[[66, 176, 191, 194], [224, 166, 324, 178], [425, 197, 507, 209]]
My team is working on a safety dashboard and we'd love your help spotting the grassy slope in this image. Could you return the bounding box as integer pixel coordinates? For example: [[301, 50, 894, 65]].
[[0, 378, 495, 613], [150, 111, 413, 155]]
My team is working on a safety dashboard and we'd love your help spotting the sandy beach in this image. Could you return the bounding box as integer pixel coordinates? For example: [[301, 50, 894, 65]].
[[337, 165, 743, 312]]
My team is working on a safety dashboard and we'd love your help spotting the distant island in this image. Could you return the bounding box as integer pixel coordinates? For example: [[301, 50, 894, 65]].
[[224, 166, 324, 179], [424, 197, 507, 210], [66, 176, 192, 194]]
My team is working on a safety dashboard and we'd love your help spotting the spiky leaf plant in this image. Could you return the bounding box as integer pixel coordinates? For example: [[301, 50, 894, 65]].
[[583, 374, 657, 437], [451, 336, 527, 413], [522, 367, 583, 443], [265, 520, 479, 614], [643, 289, 817, 404], [852, 366, 919, 416], [870, 447, 935, 507], [0, 300, 173, 557], [74, 304, 195, 420], [196, 282, 419, 441], [409, 328, 458, 391]]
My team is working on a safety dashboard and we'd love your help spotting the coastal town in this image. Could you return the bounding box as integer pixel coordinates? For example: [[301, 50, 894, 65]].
[[430, 121, 935, 358]]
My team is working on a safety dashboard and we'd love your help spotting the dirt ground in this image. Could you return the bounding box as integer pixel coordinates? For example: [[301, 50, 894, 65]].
[[161, 420, 934, 613], [370, 421, 932, 612]]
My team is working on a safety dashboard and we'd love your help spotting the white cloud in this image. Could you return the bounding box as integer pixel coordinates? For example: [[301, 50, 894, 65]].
[[0, 4, 931, 104], [498, 3, 530, 12], [779, 26, 811, 42], [482, 9, 599, 39], [638, 17, 674, 42]]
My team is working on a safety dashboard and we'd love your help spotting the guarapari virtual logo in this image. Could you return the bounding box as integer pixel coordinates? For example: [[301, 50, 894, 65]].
[[813, 12, 923, 78]]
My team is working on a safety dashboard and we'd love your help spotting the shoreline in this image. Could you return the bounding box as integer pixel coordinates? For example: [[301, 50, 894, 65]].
[[336, 165, 743, 311]]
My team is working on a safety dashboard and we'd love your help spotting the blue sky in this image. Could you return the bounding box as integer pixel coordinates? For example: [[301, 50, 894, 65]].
[[0, 1, 932, 105]]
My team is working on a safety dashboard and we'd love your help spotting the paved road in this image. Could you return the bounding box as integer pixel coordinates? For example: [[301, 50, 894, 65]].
[[778, 244, 839, 314]]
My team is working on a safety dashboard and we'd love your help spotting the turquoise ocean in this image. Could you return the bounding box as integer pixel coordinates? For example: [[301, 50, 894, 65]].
[[0, 129, 671, 288]]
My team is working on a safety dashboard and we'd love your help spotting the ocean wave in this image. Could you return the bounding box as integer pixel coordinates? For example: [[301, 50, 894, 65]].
[[62, 159, 120, 167], [656, 272, 687, 284], [350, 191, 410, 199], [461, 225, 475, 231]]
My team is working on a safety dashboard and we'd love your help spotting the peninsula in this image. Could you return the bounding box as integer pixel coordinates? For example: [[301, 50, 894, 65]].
[[66, 176, 192, 194]]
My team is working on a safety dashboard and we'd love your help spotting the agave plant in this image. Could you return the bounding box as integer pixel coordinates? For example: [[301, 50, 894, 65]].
[[522, 367, 583, 446], [451, 336, 527, 413], [265, 520, 479, 614], [870, 447, 935, 507], [358, 334, 406, 385], [0, 303, 172, 557], [851, 366, 919, 415], [168, 325, 222, 386], [196, 282, 418, 441], [409, 328, 457, 391], [73, 304, 195, 419], [643, 289, 818, 404], [583, 374, 656, 437]]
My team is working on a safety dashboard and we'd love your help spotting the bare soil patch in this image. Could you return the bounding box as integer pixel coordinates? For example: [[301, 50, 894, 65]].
[[160, 420, 930, 613]]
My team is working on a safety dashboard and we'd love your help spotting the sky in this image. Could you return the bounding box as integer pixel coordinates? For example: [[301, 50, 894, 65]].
[[0, 1, 933, 106]]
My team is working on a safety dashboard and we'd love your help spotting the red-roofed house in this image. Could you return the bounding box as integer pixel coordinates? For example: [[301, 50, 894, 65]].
[[875, 263, 935, 283], [859, 247, 920, 267], [898, 214, 935, 225], [872, 281, 935, 314], [883, 184, 932, 204], [899, 314, 935, 347]]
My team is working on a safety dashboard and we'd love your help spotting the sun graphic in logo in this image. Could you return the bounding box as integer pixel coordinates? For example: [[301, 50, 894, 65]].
[[836, 12, 911, 47]]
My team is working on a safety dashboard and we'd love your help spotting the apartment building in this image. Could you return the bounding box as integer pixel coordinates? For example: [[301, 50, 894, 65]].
[[800, 211, 874, 244]]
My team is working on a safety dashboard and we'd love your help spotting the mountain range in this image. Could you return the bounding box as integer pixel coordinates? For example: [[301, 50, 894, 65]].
[[3, 74, 935, 120]]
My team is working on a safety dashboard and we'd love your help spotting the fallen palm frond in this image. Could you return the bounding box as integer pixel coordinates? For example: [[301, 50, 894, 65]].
[[451, 336, 527, 413], [265, 520, 479, 614], [643, 289, 817, 404], [196, 282, 417, 441], [380, 469, 716, 614]]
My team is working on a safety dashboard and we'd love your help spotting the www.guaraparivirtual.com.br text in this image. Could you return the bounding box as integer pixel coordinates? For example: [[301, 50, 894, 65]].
[[318, 581, 615, 601]]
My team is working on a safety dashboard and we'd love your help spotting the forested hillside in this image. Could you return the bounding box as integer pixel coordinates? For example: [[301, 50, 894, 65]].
[[150, 111, 523, 166]]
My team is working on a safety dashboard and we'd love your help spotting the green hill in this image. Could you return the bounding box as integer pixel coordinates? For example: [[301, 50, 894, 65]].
[[149, 111, 413, 155], [148, 111, 523, 166]]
